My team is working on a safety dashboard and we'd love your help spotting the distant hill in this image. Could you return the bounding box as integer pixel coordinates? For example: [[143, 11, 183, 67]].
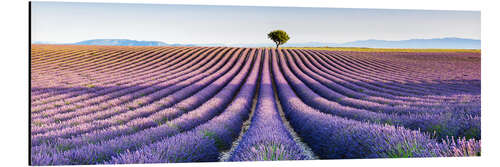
[[32, 37, 480, 49], [31, 41, 59, 44], [73, 39, 170, 46], [30, 39, 196, 46], [332, 38, 481, 49], [280, 38, 480, 49]]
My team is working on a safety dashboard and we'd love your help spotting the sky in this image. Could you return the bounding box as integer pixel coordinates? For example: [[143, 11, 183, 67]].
[[31, 1, 480, 44]]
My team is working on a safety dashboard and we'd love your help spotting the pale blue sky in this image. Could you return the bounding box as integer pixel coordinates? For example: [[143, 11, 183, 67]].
[[31, 1, 480, 44]]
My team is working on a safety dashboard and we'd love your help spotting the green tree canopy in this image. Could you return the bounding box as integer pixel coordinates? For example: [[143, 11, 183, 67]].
[[267, 30, 290, 49]]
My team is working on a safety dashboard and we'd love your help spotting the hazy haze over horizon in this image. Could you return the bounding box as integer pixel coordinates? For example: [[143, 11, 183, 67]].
[[31, 2, 480, 44]]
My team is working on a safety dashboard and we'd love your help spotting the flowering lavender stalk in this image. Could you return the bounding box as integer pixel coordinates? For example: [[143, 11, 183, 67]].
[[313, 50, 467, 100], [296, 49, 472, 105], [31, 47, 214, 121], [296, 49, 481, 112], [229, 49, 310, 161], [31, 48, 236, 145], [284, 49, 444, 114], [31, 48, 249, 165], [31, 47, 191, 119], [31, 48, 240, 154], [309, 49, 449, 100], [310, 50, 481, 111], [270, 49, 480, 158], [106, 49, 263, 164], [329, 50, 477, 93], [30, 45, 481, 165], [275, 49, 480, 139]]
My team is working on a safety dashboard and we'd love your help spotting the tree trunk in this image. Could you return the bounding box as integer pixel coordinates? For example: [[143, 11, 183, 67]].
[[276, 42, 279, 49]]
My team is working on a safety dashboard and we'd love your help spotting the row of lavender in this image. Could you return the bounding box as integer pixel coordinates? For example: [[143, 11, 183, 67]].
[[31, 45, 480, 165], [32, 47, 247, 163]]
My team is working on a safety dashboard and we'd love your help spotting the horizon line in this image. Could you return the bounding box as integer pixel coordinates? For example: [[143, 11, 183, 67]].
[[32, 36, 481, 45]]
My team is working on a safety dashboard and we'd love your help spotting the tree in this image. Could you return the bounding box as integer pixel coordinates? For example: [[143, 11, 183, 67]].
[[267, 30, 290, 49]]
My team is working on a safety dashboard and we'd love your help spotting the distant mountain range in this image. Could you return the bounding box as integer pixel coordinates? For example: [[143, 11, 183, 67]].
[[291, 38, 480, 49], [272, 37, 480, 49], [74, 39, 168, 46], [32, 37, 480, 49], [73, 39, 196, 47], [32, 39, 195, 47]]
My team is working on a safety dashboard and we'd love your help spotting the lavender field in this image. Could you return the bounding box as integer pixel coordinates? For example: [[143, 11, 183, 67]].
[[30, 44, 481, 165]]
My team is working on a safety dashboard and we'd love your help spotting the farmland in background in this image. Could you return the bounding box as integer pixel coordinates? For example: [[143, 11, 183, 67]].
[[285, 47, 481, 53], [30, 44, 481, 165]]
